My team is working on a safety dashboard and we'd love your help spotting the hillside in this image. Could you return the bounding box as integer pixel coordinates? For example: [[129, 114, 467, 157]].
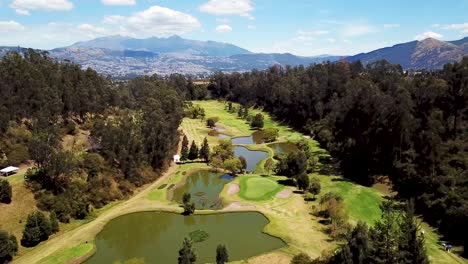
[[347, 37, 468, 69]]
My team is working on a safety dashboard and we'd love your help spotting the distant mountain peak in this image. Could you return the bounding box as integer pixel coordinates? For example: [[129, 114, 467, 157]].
[[66, 35, 251, 57]]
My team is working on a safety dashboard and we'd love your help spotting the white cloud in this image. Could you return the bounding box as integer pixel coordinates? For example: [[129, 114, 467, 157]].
[[297, 30, 329, 36], [383, 24, 400, 28], [10, 0, 73, 14], [436, 23, 468, 34], [215, 24, 232, 33], [247, 25, 256, 30], [415, 31, 443, 40], [15, 9, 31, 15], [342, 23, 377, 37], [77, 24, 107, 36], [103, 5, 201, 37], [327, 38, 336, 43], [0, 20, 25, 32], [101, 0, 136, 6], [199, 0, 254, 19]]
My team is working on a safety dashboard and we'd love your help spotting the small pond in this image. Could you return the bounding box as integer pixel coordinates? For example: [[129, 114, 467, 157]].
[[234, 146, 269, 172], [268, 142, 298, 154], [85, 212, 285, 264], [172, 171, 233, 210], [232, 130, 265, 145]]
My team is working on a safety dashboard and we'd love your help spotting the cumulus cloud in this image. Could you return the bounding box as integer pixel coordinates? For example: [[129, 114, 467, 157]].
[[415, 31, 443, 40], [383, 24, 400, 28], [199, 0, 254, 19], [216, 24, 232, 33], [101, 0, 136, 6], [10, 0, 73, 14], [0, 20, 25, 32], [103, 5, 201, 37]]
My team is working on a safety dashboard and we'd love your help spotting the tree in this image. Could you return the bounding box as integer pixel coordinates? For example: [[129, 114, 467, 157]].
[[182, 193, 195, 215], [297, 173, 310, 192], [199, 137, 210, 162], [251, 113, 264, 129], [181, 135, 189, 161], [262, 128, 279, 142], [368, 201, 401, 263], [308, 177, 321, 199], [21, 211, 52, 247], [178, 238, 197, 264], [264, 158, 275, 175], [0, 179, 12, 204], [290, 252, 312, 264], [49, 212, 59, 234], [216, 244, 229, 264], [207, 117, 219, 128], [276, 151, 308, 177], [238, 156, 247, 172], [212, 140, 235, 161], [188, 141, 199, 161], [347, 221, 370, 264], [0, 230, 18, 263], [399, 200, 429, 264], [223, 158, 243, 175]]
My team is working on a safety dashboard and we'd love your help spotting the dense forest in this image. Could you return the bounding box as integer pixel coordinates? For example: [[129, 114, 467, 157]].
[[0, 50, 183, 229], [203, 58, 468, 256]]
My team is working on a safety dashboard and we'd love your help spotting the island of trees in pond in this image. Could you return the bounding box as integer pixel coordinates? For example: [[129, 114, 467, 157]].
[[0, 49, 466, 262]]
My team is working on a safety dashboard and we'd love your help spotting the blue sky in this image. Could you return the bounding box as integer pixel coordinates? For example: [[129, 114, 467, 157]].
[[0, 0, 467, 55]]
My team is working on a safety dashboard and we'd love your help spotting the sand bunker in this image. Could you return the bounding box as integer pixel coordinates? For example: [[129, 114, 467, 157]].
[[227, 183, 240, 195], [224, 202, 256, 210], [276, 189, 292, 198]]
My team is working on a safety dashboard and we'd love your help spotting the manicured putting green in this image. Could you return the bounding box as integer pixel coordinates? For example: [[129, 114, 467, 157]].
[[239, 177, 283, 201]]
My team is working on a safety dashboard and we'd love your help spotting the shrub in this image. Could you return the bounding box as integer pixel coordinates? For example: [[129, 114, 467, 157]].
[[21, 211, 52, 247], [0, 230, 18, 263], [262, 128, 279, 143], [0, 179, 12, 204], [251, 113, 264, 129]]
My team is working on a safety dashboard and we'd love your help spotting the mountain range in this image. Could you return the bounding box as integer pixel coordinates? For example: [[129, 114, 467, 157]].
[[1, 35, 467, 76]]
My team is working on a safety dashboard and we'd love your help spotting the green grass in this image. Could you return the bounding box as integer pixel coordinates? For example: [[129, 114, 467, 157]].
[[238, 176, 283, 201], [38, 243, 94, 264], [315, 175, 382, 225]]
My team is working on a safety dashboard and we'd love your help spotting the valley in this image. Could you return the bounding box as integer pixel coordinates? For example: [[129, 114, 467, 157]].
[[8, 101, 466, 264]]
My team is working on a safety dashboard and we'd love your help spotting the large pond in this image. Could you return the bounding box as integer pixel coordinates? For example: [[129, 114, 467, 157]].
[[172, 171, 233, 210], [232, 130, 265, 145], [268, 142, 298, 154], [234, 146, 269, 172], [85, 212, 285, 264]]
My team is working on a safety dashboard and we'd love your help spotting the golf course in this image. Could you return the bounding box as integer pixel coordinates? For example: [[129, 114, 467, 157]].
[[10, 100, 467, 264]]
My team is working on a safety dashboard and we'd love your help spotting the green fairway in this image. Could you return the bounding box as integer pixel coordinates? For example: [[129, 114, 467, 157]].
[[38, 243, 94, 264], [318, 175, 382, 224], [238, 176, 283, 201]]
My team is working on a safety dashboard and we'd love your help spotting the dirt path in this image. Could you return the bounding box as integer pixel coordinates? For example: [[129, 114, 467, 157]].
[[13, 163, 179, 264]]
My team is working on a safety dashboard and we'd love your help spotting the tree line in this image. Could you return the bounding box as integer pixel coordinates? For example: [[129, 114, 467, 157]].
[[0, 50, 184, 252], [205, 58, 468, 256]]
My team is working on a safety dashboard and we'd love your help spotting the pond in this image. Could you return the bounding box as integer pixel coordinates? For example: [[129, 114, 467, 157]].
[[85, 212, 285, 264], [232, 130, 265, 145], [172, 171, 233, 210], [268, 142, 298, 154], [234, 146, 269, 172]]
